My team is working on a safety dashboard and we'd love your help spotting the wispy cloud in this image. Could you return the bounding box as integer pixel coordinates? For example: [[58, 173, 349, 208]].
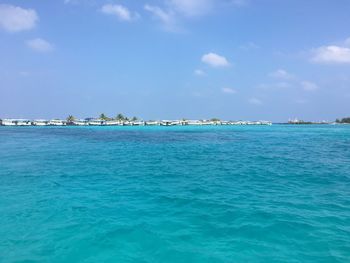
[[301, 81, 319, 91], [26, 38, 54, 53], [194, 69, 205, 76], [202, 52, 230, 67], [269, 69, 294, 80], [144, 0, 248, 32], [264, 69, 319, 93], [311, 38, 350, 64], [221, 87, 237, 94], [249, 97, 263, 105], [101, 4, 139, 22], [0, 4, 38, 32], [168, 0, 213, 17], [169, 0, 249, 17], [144, 4, 178, 31]]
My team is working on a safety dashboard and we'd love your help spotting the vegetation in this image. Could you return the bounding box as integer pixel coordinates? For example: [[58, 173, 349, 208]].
[[66, 115, 75, 123], [210, 118, 221, 122], [131, 116, 138, 121], [115, 113, 125, 121], [288, 120, 313, 124], [99, 113, 111, 121], [336, 117, 350, 124]]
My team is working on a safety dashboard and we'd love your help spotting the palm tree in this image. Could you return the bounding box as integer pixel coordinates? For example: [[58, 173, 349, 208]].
[[116, 113, 125, 121], [66, 115, 75, 124], [340, 117, 350, 123], [99, 113, 109, 121], [131, 116, 138, 121]]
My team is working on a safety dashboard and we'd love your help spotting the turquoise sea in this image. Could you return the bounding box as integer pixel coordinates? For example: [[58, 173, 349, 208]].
[[0, 125, 350, 263]]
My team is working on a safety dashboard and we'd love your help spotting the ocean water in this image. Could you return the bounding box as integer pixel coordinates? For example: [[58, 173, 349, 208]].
[[0, 125, 350, 263]]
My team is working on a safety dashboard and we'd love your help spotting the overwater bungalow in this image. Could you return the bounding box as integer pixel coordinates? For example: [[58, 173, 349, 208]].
[[131, 121, 145, 126], [187, 120, 203, 125], [1, 119, 31, 126], [160, 120, 181, 126], [145, 121, 160, 126], [72, 119, 88, 126], [33, 120, 49, 126], [49, 119, 66, 126], [105, 120, 121, 126], [88, 119, 106, 126], [0, 117, 273, 126]]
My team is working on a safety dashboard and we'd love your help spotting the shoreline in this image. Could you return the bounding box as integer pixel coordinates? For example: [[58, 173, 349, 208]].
[[0, 119, 273, 127]]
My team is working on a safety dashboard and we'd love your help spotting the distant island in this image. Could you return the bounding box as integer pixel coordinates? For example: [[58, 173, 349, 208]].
[[1, 114, 349, 127], [288, 117, 350, 125], [0, 114, 272, 126], [335, 117, 350, 124]]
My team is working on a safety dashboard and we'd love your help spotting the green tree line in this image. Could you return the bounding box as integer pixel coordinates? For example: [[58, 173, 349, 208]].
[[66, 114, 138, 122], [336, 117, 350, 124]]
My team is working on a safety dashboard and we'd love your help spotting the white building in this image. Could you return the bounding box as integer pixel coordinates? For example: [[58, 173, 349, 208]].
[[145, 121, 160, 126], [1, 119, 31, 126], [88, 119, 106, 126], [72, 120, 87, 126], [49, 119, 66, 126], [33, 120, 49, 126]]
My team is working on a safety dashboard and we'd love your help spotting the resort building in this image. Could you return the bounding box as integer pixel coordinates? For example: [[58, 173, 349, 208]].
[[72, 120, 88, 126], [131, 121, 145, 126], [33, 120, 49, 126], [1, 119, 31, 126], [160, 120, 182, 126], [0, 118, 273, 126], [49, 119, 66, 126], [87, 119, 106, 126], [145, 121, 160, 126]]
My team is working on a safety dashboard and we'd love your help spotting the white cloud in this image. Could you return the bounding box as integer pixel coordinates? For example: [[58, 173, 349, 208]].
[[144, 4, 177, 31], [194, 69, 205, 76], [249, 97, 262, 105], [221, 87, 237, 94], [301, 81, 319, 91], [168, 0, 249, 17], [101, 4, 139, 21], [26, 38, 54, 53], [311, 45, 350, 64], [0, 4, 38, 32], [202, 52, 230, 67], [145, 0, 248, 32], [269, 69, 294, 79], [169, 0, 213, 17]]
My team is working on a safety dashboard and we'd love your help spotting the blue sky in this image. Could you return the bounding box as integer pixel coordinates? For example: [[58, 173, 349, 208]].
[[0, 0, 350, 121]]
